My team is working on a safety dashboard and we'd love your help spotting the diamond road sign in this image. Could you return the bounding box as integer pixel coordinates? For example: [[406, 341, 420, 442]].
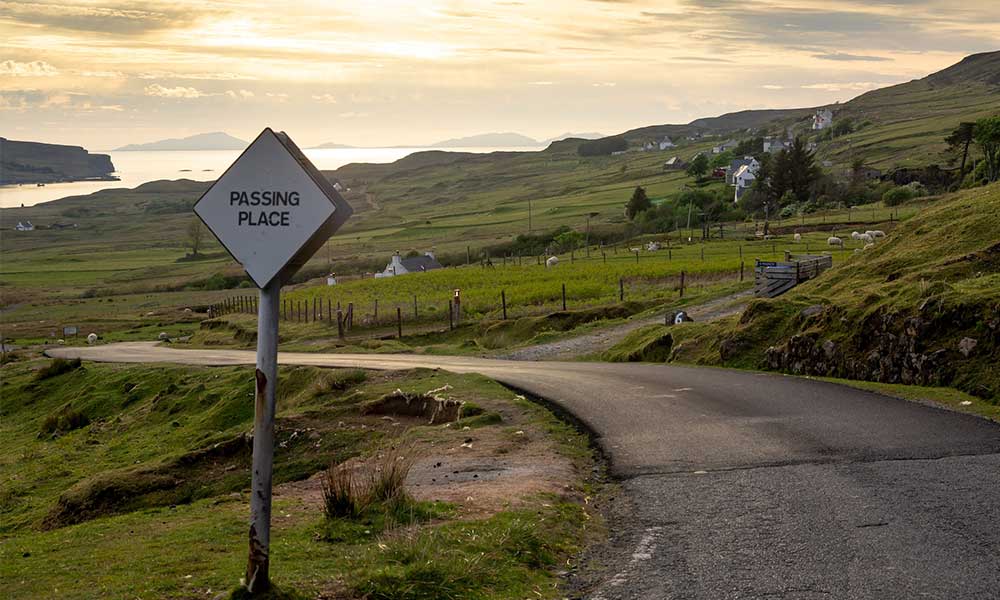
[[194, 128, 353, 288]]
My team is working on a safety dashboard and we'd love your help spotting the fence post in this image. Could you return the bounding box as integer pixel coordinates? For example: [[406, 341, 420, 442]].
[[635, 250, 639, 264], [619, 278, 624, 302], [413, 294, 418, 319], [740, 261, 745, 282], [680, 271, 686, 298], [668, 247, 672, 260], [337, 309, 344, 339], [501, 290, 507, 320], [448, 300, 454, 330], [374, 298, 378, 322], [739, 245, 743, 261], [466, 246, 471, 265], [701, 246, 704, 261], [397, 307, 402, 339], [327, 299, 332, 323], [603, 251, 607, 264], [562, 283, 567, 311]]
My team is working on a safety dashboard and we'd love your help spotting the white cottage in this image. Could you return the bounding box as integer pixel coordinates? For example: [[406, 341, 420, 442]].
[[658, 136, 676, 150], [812, 109, 834, 130], [375, 251, 443, 278], [733, 165, 757, 203]]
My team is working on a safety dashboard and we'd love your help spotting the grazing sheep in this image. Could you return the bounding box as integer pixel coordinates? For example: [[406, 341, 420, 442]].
[[646, 241, 660, 252], [86, 333, 98, 345], [867, 230, 886, 239], [545, 256, 559, 268], [628, 247, 642, 254], [864, 243, 876, 250], [158, 332, 169, 341], [827, 236, 844, 248], [851, 231, 863, 240], [793, 233, 802, 242], [858, 233, 874, 244]]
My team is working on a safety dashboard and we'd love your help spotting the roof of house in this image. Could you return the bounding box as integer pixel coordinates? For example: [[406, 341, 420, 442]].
[[399, 254, 443, 272], [665, 156, 685, 165], [734, 164, 756, 179]]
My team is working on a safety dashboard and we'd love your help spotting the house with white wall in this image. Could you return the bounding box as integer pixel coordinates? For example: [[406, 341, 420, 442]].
[[812, 109, 834, 130], [375, 251, 443, 278]]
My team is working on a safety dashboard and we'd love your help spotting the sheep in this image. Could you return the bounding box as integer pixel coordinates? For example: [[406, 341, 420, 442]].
[[158, 332, 170, 341], [827, 236, 844, 248], [858, 233, 874, 244], [793, 233, 802, 242], [86, 333, 98, 345], [866, 230, 886, 239], [545, 256, 559, 268], [628, 247, 642, 254], [646, 241, 660, 252], [850, 231, 862, 240]]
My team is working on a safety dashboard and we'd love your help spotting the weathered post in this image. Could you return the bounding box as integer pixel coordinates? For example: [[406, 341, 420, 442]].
[[635, 249, 639, 264], [619, 278, 624, 302], [680, 271, 686, 298], [396, 307, 402, 339], [337, 309, 344, 339], [452, 289, 462, 326], [247, 278, 280, 591], [374, 298, 378, 322], [501, 290, 507, 320], [562, 283, 567, 310], [740, 261, 745, 282], [413, 294, 418, 319], [701, 246, 704, 261], [466, 246, 471, 265], [448, 299, 454, 330]]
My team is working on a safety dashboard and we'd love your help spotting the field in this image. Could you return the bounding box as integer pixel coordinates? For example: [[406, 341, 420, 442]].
[[0, 357, 598, 599]]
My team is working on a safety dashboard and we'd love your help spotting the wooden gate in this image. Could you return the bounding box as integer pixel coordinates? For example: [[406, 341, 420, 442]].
[[754, 253, 833, 298]]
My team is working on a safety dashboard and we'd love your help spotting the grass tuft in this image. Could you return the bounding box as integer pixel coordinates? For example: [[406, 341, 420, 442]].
[[34, 357, 82, 381]]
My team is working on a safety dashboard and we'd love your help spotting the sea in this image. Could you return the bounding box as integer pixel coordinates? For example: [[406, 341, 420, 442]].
[[0, 145, 541, 209]]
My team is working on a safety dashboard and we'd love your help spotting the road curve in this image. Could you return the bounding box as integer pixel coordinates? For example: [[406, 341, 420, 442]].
[[49, 342, 1000, 599]]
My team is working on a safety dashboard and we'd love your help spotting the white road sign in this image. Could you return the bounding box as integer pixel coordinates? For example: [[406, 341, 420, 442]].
[[194, 128, 352, 287]]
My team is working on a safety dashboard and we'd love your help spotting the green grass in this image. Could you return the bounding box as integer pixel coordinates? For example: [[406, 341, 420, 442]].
[[0, 358, 598, 599]]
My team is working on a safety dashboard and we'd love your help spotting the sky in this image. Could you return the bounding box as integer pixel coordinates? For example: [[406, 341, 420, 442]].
[[1, 0, 999, 149]]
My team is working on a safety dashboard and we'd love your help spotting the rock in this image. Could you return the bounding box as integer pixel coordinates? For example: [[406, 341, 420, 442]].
[[800, 304, 825, 318], [958, 337, 978, 357], [822, 339, 837, 359], [157, 332, 170, 341]]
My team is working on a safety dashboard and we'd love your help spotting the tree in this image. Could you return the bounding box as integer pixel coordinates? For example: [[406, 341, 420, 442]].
[[973, 116, 1000, 183], [552, 230, 584, 253], [686, 153, 709, 181], [186, 219, 205, 256], [780, 136, 821, 203], [945, 121, 975, 184], [625, 186, 652, 220]]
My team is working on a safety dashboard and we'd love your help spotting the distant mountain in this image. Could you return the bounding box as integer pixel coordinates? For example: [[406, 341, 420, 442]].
[[430, 132, 540, 148], [540, 132, 605, 144], [0, 137, 117, 185], [314, 142, 358, 149], [115, 132, 247, 151]]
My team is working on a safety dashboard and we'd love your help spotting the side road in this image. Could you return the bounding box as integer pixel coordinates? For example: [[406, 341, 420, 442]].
[[49, 343, 1000, 599]]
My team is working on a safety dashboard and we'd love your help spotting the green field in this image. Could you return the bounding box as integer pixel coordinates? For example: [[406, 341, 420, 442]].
[[0, 358, 597, 599]]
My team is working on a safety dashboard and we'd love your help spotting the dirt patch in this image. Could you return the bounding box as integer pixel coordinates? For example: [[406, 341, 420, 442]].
[[361, 389, 465, 424]]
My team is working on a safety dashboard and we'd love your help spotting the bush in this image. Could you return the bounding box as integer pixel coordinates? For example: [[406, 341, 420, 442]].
[[35, 358, 82, 380], [882, 182, 926, 206], [577, 136, 628, 156], [40, 406, 90, 434]]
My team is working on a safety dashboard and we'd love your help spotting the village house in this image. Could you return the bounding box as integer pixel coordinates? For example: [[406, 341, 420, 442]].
[[663, 156, 687, 170], [712, 139, 739, 154], [812, 109, 834, 130], [658, 136, 676, 150], [726, 156, 760, 185], [733, 164, 757, 203], [14, 221, 34, 231], [763, 137, 790, 154], [375, 251, 443, 278], [642, 141, 656, 152]]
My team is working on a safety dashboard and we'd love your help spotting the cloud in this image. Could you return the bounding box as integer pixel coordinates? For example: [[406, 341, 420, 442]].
[[226, 89, 255, 100], [0, 59, 59, 76], [144, 84, 210, 98], [0, 89, 43, 110], [591, 82, 616, 87], [78, 70, 125, 78], [530, 81, 555, 86], [801, 81, 884, 92], [138, 71, 258, 81], [311, 93, 337, 103], [813, 52, 891, 62], [0, 1, 208, 35], [762, 84, 785, 90]]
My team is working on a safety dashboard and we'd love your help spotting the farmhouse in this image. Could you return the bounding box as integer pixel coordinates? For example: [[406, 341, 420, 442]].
[[763, 138, 789, 154], [375, 251, 443, 278], [733, 164, 757, 202], [726, 156, 760, 185], [14, 221, 34, 231], [712, 140, 739, 154], [658, 136, 676, 150], [812, 109, 834, 130], [663, 156, 687, 170]]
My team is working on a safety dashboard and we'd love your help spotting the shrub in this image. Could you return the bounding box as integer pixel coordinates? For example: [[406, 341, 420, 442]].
[[34, 358, 82, 380], [40, 406, 90, 434], [313, 369, 367, 396]]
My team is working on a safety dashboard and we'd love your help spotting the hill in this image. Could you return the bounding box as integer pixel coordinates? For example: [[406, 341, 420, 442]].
[[813, 50, 1000, 168], [662, 183, 1000, 403], [0, 138, 116, 185], [114, 132, 247, 151], [430, 132, 541, 147]]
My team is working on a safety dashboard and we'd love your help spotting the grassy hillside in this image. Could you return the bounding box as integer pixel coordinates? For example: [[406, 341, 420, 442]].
[[653, 183, 1000, 403], [816, 51, 1000, 169]]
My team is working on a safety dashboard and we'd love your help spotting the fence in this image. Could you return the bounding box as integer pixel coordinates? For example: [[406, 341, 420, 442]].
[[753, 253, 834, 298]]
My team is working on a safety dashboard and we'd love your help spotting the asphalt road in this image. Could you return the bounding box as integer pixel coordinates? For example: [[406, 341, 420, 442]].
[[50, 342, 1000, 599]]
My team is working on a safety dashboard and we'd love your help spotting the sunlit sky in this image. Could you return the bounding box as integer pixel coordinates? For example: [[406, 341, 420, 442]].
[[2, 0, 998, 149]]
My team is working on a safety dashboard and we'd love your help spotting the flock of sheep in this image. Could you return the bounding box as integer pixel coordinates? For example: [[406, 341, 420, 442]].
[[824, 229, 886, 252]]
